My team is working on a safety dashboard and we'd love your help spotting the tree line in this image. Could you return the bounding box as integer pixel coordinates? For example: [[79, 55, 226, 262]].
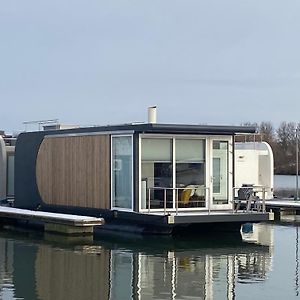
[[238, 122, 300, 175]]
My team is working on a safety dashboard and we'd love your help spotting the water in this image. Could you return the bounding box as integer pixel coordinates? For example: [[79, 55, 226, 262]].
[[274, 175, 298, 190], [274, 174, 299, 197], [0, 222, 299, 300]]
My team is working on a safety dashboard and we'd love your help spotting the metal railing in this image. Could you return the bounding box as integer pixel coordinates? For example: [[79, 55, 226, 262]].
[[232, 185, 267, 213], [145, 185, 269, 215], [23, 119, 59, 131], [147, 186, 210, 215]]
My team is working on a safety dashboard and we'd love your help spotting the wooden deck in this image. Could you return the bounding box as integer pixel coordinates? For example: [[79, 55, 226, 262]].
[[0, 206, 104, 235], [149, 210, 272, 224]]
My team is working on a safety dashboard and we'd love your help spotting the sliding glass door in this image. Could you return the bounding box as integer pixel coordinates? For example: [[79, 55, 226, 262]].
[[140, 138, 173, 210], [140, 136, 206, 211], [175, 139, 206, 208], [211, 139, 232, 209], [139, 135, 232, 212]]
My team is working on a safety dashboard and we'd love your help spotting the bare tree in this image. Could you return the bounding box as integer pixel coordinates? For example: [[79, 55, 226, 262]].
[[259, 122, 275, 145], [275, 122, 297, 174]]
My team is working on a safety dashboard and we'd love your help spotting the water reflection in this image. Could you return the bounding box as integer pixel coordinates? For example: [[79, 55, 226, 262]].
[[239, 223, 273, 284], [0, 237, 14, 299], [0, 227, 274, 300], [296, 227, 299, 297]]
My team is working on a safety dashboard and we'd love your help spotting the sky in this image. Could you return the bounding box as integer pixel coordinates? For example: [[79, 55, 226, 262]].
[[1, 0, 300, 133]]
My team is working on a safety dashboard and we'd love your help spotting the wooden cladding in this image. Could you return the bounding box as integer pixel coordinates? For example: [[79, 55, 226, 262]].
[[36, 135, 110, 209]]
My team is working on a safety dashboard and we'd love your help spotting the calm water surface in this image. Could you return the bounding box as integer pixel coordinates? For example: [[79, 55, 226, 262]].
[[0, 175, 298, 300], [0, 222, 299, 300], [274, 174, 298, 190], [274, 174, 300, 197]]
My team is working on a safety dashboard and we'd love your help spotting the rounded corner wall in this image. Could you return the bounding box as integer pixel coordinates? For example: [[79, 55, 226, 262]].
[[14, 131, 46, 209]]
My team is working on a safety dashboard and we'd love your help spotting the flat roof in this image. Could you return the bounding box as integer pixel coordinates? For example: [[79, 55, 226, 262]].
[[21, 123, 256, 136], [129, 123, 257, 135]]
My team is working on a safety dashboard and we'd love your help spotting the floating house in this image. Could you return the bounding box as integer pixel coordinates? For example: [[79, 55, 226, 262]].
[[14, 112, 273, 234], [0, 133, 15, 202], [235, 142, 274, 200]]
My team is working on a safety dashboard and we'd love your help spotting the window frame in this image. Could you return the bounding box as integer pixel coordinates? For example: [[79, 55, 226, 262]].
[[111, 134, 134, 212], [139, 134, 209, 213]]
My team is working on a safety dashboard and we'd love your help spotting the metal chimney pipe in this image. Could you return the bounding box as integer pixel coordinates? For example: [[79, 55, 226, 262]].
[[148, 106, 157, 124]]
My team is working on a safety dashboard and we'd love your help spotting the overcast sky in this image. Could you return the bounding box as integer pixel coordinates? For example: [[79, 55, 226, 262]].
[[1, 0, 300, 132]]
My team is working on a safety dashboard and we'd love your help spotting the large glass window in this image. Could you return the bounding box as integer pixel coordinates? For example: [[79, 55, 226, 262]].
[[140, 136, 231, 211], [212, 141, 228, 204], [112, 136, 133, 209], [176, 139, 206, 208], [141, 138, 173, 209]]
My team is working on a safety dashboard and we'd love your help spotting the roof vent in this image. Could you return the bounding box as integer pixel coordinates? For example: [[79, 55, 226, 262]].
[[148, 106, 157, 124]]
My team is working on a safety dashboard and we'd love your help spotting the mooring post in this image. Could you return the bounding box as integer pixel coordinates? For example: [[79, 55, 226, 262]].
[[273, 208, 281, 221]]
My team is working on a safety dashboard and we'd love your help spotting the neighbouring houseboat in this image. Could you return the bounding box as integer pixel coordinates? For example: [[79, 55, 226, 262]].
[[0, 132, 15, 203], [13, 113, 273, 234]]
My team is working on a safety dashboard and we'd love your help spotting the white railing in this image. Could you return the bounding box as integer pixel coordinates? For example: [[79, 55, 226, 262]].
[[232, 185, 267, 213], [147, 186, 210, 215]]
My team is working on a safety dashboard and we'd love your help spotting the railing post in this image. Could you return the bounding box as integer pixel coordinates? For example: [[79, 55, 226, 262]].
[[175, 188, 179, 214], [148, 188, 151, 213], [232, 187, 235, 213], [207, 187, 210, 214], [176, 189, 179, 215], [164, 189, 167, 215], [262, 187, 266, 213]]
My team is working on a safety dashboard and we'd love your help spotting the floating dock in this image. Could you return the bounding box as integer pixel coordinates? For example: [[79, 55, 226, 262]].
[[265, 199, 300, 210], [0, 206, 104, 235], [264, 199, 300, 220], [235, 198, 300, 220]]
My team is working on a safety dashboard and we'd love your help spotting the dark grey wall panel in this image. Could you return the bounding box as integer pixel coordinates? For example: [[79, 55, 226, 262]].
[[15, 131, 46, 209]]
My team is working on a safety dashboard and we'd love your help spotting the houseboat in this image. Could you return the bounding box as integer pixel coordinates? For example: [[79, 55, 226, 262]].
[[235, 141, 274, 200], [14, 114, 273, 234], [0, 132, 15, 203]]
